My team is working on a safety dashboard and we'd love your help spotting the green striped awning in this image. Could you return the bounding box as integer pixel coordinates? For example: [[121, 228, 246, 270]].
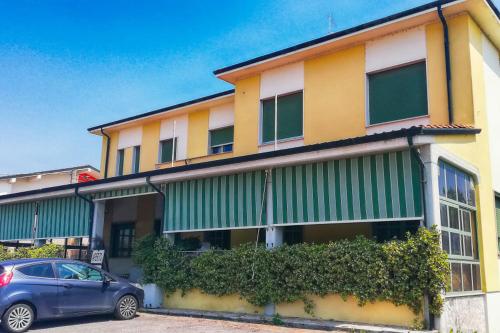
[[37, 196, 91, 238], [92, 185, 155, 200], [271, 150, 422, 225], [0, 202, 35, 241], [164, 170, 267, 231]]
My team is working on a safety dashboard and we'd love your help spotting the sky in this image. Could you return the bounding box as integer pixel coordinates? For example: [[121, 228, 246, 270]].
[[0, 0, 498, 175]]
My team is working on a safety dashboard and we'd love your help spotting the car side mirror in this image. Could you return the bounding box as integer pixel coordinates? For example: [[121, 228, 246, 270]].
[[103, 275, 112, 285]]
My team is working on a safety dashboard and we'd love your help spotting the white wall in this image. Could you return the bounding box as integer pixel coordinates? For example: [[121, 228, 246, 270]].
[[0, 182, 12, 195], [365, 26, 426, 73], [483, 36, 500, 193], [260, 62, 304, 99], [2, 173, 72, 194], [209, 103, 234, 130], [159, 115, 188, 161], [118, 126, 143, 150]]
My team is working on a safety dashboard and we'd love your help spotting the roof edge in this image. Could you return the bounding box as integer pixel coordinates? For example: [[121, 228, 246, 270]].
[[87, 89, 235, 133], [0, 165, 99, 181], [0, 126, 480, 202]]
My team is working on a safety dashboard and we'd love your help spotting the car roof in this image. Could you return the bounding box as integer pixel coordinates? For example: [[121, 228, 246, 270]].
[[0, 258, 77, 268]]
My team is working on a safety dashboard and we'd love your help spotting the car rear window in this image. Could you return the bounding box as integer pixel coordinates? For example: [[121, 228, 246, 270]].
[[17, 263, 55, 279], [0, 266, 4, 274]]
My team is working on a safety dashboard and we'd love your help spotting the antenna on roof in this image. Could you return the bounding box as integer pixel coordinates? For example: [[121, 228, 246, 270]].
[[328, 13, 334, 34]]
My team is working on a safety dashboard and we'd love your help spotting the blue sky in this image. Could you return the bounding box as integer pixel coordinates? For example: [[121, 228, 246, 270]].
[[1, 0, 498, 175]]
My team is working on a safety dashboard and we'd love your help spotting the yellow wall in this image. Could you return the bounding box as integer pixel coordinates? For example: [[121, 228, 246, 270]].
[[187, 110, 209, 159], [304, 45, 366, 144], [163, 290, 420, 328], [140, 122, 160, 172], [233, 75, 260, 156], [103, 131, 119, 178], [123, 147, 133, 175], [436, 16, 500, 292]]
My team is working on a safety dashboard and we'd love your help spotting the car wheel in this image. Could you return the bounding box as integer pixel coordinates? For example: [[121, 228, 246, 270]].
[[114, 295, 137, 320], [1, 303, 34, 333]]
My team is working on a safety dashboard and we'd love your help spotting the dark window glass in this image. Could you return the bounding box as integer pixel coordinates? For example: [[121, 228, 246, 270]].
[[18, 263, 55, 279], [472, 264, 482, 291], [56, 263, 102, 282], [451, 263, 462, 292], [461, 210, 471, 232], [373, 221, 420, 242], [450, 233, 461, 255], [463, 235, 473, 257], [441, 231, 450, 254], [440, 204, 449, 227], [496, 197, 500, 253], [457, 172, 467, 204], [467, 178, 476, 207], [439, 163, 446, 197], [160, 138, 177, 163], [449, 206, 460, 229], [205, 230, 230, 250], [111, 223, 135, 257], [368, 61, 428, 125], [446, 166, 457, 200], [262, 91, 303, 143], [116, 149, 124, 176], [210, 126, 234, 147], [462, 263, 472, 291], [132, 146, 141, 173], [284, 225, 303, 245]]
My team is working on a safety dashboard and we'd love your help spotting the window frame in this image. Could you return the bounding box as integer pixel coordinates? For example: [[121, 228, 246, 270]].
[[159, 138, 177, 164], [259, 90, 304, 145], [208, 125, 234, 155], [366, 60, 429, 127], [116, 149, 125, 176], [132, 145, 141, 173], [110, 223, 136, 258]]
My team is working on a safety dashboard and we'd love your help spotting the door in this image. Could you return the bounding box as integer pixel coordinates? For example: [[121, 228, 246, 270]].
[[55, 262, 114, 315], [15, 262, 59, 319]]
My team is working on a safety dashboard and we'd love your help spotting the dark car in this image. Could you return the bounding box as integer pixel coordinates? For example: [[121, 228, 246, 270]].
[[0, 258, 144, 333]]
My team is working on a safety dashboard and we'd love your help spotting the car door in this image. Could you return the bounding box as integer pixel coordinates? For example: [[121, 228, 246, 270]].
[[15, 262, 60, 319], [55, 262, 110, 315]]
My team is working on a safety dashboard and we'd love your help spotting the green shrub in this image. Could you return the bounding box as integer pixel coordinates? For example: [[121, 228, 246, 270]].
[[0, 243, 64, 261], [133, 227, 449, 315]]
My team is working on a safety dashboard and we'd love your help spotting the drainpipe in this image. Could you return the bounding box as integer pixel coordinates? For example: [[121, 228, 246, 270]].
[[437, 2, 453, 124], [146, 176, 166, 236], [407, 133, 432, 329], [75, 187, 95, 253], [100, 128, 111, 179]]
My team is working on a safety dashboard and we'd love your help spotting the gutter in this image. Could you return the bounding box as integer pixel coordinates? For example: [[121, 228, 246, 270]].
[[437, 1, 454, 124], [146, 176, 166, 235], [75, 187, 95, 253], [100, 128, 111, 179]]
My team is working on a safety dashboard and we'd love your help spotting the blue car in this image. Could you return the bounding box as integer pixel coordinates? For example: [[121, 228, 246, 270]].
[[0, 258, 144, 333]]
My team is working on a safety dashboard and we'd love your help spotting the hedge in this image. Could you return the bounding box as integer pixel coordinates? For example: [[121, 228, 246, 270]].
[[133, 227, 449, 316], [0, 244, 64, 261]]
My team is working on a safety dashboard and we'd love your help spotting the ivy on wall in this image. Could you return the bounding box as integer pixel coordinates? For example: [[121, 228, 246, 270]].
[[133, 227, 449, 315]]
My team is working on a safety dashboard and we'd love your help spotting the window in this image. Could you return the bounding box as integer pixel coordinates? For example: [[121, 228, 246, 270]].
[[56, 262, 103, 282], [132, 146, 141, 173], [159, 138, 177, 163], [205, 230, 230, 250], [373, 221, 420, 242], [116, 149, 125, 176], [111, 223, 135, 257], [261, 91, 303, 144], [209, 126, 234, 154], [368, 61, 428, 125], [284, 225, 303, 245], [495, 196, 500, 254], [17, 263, 55, 279], [438, 161, 480, 292]]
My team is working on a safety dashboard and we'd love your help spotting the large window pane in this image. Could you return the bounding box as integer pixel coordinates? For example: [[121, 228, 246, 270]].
[[451, 263, 462, 292], [457, 172, 467, 204], [461, 210, 471, 232], [467, 178, 476, 207], [439, 163, 446, 197], [463, 235, 473, 257], [449, 206, 460, 229], [440, 204, 449, 227], [441, 231, 450, 254], [368, 61, 428, 125], [462, 263, 472, 291], [132, 146, 140, 173], [160, 138, 176, 163], [210, 126, 234, 147], [450, 232, 461, 255], [116, 149, 124, 176], [261, 91, 303, 143], [472, 264, 481, 291], [446, 166, 457, 200]]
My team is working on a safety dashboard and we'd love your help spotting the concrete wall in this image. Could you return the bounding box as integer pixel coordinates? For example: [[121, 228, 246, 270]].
[[440, 294, 487, 333]]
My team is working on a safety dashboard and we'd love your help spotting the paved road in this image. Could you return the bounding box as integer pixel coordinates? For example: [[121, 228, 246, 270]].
[[2, 312, 329, 333]]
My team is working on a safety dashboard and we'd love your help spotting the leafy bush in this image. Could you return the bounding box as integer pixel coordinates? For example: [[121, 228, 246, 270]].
[[0, 243, 64, 261], [133, 227, 449, 315]]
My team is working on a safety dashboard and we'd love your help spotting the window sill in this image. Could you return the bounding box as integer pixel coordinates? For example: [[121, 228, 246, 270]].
[[445, 291, 484, 298], [258, 137, 304, 153], [365, 115, 430, 135], [155, 152, 234, 170]]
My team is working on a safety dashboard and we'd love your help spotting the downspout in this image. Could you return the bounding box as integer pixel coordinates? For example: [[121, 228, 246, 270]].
[[407, 133, 432, 329], [437, 2, 454, 124], [146, 176, 166, 236], [100, 128, 111, 179], [75, 187, 95, 253]]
